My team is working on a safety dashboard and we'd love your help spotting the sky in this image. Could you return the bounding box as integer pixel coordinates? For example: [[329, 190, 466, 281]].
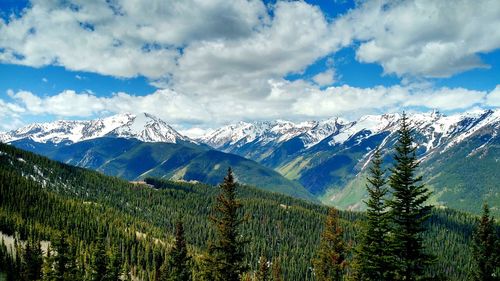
[[0, 0, 499, 137]]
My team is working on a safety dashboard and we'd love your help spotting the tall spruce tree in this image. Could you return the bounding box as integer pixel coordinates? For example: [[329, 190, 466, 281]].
[[21, 238, 43, 281], [356, 150, 394, 281], [91, 231, 108, 281], [313, 207, 347, 281], [471, 203, 499, 281], [53, 233, 79, 281], [106, 245, 122, 281], [206, 167, 247, 281], [53, 233, 71, 281], [42, 245, 54, 281], [164, 220, 191, 281], [388, 113, 432, 281]]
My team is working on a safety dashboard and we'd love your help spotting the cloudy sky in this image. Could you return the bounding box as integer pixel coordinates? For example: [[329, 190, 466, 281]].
[[0, 0, 499, 136]]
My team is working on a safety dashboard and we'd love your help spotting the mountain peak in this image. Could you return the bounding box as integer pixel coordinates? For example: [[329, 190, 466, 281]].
[[0, 113, 194, 145]]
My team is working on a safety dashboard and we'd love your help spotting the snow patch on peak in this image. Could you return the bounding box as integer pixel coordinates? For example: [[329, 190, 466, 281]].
[[0, 113, 194, 145], [329, 114, 399, 145]]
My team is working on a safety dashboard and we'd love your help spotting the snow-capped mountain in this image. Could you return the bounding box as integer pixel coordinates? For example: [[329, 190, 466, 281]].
[[199, 109, 500, 161], [1, 109, 498, 214], [196, 109, 500, 213], [0, 113, 194, 144], [198, 118, 345, 162]]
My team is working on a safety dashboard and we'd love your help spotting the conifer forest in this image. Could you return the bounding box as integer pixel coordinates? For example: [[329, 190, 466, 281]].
[[0, 115, 498, 281]]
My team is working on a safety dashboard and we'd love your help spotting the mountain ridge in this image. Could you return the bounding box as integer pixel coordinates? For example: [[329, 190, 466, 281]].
[[2, 109, 498, 214], [0, 112, 194, 144]]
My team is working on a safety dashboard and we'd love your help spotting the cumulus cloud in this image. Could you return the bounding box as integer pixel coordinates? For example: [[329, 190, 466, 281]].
[[1, 0, 499, 85], [312, 69, 336, 86], [486, 85, 500, 106], [337, 0, 500, 77], [2, 82, 498, 132], [0, 0, 268, 78], [0, 0, 499, 130]]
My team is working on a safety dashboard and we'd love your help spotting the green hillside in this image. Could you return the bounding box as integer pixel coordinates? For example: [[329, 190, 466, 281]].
[[11, 138, 315, 201], [0, 143, 486, 280]]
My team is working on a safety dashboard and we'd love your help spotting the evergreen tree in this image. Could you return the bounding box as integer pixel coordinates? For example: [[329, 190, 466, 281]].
[[52, 232, 77, 281], [271, 256, 282, 281], [256, 256, 269, 281], [206, 167, 247, 281], [106, 245, 122, 281], [313, 207, 347, 281], [42, 245, 54, 281], [471, 203, 499, 281], [164, 220, 191, 281], [388, 113, 432, 281], [356, 150, 394, 281], [91, 231, 108, 281], [21, 238, 43, 281]]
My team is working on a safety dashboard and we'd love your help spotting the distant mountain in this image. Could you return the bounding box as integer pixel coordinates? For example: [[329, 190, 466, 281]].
[[199, 118, 343, 164], [0, 112, 194, 144], [198, 109, 500, 215], [2, 110, 499, 214], [7, 137, 315, 201]]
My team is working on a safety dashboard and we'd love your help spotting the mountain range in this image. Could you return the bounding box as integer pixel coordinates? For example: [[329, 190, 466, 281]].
[[1, 109, 499, 214]]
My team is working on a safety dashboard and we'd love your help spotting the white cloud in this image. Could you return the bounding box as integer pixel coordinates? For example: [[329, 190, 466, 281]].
[[172, 1, 340, 98], [337, 0, 500, 77], [2, 83, 498, 130], [486, 85, 500, 106], [180, 127, 215, 139], [312, 69, 336, 86], [11, 90, 106, 116], [0, 0, 498, 129], [0, 0, 268, 79]]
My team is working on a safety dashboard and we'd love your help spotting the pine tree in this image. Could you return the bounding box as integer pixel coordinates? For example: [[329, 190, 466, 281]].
[[21, 238, 43, 280], [206, 167, 247, 281], [313, 207, 347, 281], [271, 256, 282, 281], [356, 150, 395, 281], [164, 220, 191, 281], [91, 231, 108, 281], [256, 256, 269, 281], [388, 113, 432, 281], [42, 245, 54, 281], [52, 232, 78, 281], [106, 245, 122, 281], [471, 203, 499, 281]]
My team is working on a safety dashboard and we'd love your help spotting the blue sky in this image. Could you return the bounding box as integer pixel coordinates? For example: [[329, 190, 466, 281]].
[[0, 0, 499, 134]]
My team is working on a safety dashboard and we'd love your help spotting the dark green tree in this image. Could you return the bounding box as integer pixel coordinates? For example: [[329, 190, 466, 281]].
[[206, 167, 247, 281], [256, 256, 269, 281], [388, 113, 432, 281], [471, 203, 499, 281], [91, 231, 108, 281], [106, 245, 122, 281], [21, 238, 43, 281], [164, 220, 191, 281], [42, 244, 54, 281], [356, 150, 395, 281], [52, 232, 78, 281], [313, 207, 347, 281]]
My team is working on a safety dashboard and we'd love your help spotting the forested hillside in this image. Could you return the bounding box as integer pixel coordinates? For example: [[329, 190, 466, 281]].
[[0, 142, 488, 280], [10, 137, 315, 201]]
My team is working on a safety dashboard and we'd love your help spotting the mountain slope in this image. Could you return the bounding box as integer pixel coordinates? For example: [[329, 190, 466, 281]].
[[10, 137, 316, 201], [199, 118, 344, 163], [199, 109, 500, 215], [0, 142, 479, 280], [0, 112, 194, 144]]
